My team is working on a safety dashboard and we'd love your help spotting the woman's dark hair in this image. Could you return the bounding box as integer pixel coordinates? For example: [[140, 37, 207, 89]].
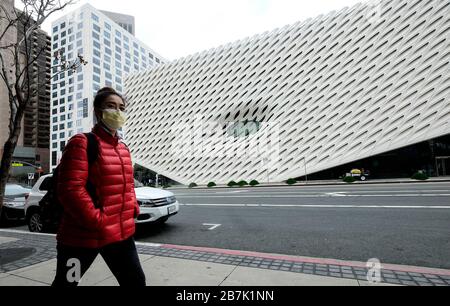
[[93, 87, 125, 109]]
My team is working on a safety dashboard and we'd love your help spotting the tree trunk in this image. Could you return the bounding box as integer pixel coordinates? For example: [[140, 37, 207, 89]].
[[0, 110, 23, 217]]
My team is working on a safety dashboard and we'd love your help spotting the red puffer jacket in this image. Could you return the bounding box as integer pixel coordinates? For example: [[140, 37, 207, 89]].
[[57, 124, 139, 248]]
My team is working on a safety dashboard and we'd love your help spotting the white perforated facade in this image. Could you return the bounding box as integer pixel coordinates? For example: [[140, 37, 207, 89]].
[[125, 0, 450, 185]]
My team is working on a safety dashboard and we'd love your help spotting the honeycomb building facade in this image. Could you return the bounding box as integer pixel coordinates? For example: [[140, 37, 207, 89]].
[[125, 0, 450, 185]]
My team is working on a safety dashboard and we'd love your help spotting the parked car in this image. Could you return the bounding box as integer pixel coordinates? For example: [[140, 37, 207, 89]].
[[24, 174, 180, 233], [1, 184, 31, 224], [348, 168, 370, 181]]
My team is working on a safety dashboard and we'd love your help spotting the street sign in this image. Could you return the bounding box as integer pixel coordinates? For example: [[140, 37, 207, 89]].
[[28, 173, 35, 180]]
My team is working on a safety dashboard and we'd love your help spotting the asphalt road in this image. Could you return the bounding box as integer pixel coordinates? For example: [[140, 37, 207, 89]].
[[136, 182, 450, 269], [4, 182, 450, 269]]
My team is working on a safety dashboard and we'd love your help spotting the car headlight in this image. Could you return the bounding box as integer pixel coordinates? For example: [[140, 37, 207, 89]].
[[3, 201, 24, 208], [167, 196, 176, 204]]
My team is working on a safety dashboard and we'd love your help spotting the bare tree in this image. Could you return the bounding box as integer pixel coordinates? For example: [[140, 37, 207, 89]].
[[0, 0, 87, 217]]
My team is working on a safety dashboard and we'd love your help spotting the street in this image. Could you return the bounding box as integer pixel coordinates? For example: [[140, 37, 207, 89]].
[[4, 182, 450, 269], [138, 182, 450, 270]]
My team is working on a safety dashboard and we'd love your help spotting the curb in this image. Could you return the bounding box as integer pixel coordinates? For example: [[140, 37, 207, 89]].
[[168, 179, 450, 190]]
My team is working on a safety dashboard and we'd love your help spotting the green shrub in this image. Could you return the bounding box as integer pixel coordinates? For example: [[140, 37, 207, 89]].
[[228, 181, 237, 187], [207, 182, 217, 188], [411, 172, 429, 181], [249, 180, 260, 186], [343, 176, 356, 183], [189, 182, 198, 188], [286, 178, 297, 185], [238, 180, 248, 187]]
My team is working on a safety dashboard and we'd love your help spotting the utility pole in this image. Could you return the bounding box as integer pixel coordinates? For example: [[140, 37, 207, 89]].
[[304, 157, 308, 185]]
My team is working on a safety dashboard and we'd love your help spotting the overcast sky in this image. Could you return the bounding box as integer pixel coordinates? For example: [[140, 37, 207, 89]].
[[40, 0, 369, 61]]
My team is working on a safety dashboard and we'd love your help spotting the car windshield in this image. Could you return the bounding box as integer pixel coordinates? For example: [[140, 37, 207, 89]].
[[134, 179, 144, 188], [5, 184, 30, 196]]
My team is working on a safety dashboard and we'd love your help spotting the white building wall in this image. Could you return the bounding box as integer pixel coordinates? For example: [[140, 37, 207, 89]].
[[50, 4, 165, 170], [126, 0, 450, 185]]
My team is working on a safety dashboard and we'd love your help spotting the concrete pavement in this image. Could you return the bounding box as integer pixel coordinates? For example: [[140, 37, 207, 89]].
[[1, 229, 450, 286]]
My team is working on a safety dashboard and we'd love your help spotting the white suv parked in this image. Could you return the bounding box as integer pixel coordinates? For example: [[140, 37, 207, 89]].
[[24, 174, 180, 233]]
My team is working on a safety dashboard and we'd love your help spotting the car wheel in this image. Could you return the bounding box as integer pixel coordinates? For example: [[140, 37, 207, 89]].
[[360, 176, 366, 181], [28, 211, 44, 233]]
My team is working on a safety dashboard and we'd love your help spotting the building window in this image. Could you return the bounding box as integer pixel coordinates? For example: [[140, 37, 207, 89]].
[[52, 151, 57, 165], [52, 117, 57, 123], [93, 24, 101, 33], [115, 30, 122, 38], [53, 26, 58, 33], [52, 143, 58, 149], [91, 13, 99, 23], [105, 22, 111, 30], [61, 22, 66, 29], [77, 119, 82, 127], [104, 31, 111, 39], [92, 31, 100, 40], [83, 98, 89, 118]]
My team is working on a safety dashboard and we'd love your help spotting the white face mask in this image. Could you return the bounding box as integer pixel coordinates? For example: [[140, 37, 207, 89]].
[[101, 109, 127, 130]]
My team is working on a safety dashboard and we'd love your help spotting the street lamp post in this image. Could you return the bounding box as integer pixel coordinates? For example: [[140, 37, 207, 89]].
[[303, 157, 308, 185]]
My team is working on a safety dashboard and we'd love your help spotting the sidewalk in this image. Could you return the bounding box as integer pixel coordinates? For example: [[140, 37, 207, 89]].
[[1, 229, 450, 286], [167, 177, 450, 190]]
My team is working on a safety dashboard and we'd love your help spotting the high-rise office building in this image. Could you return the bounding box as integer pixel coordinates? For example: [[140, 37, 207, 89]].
[[0, 0, 51, 175], [100, 10, 135, 35], [50, 4, 165, 170]]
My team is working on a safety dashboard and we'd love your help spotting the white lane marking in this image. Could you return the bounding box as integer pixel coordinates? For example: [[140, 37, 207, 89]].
[[177, 194, 450, 198], [203, 223, 222, 230], [325, 192, 347, 197], [181, 204, 450, 209]]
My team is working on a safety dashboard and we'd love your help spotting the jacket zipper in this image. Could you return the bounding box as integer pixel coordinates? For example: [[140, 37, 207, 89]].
[[114, 144, 126, 240]]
